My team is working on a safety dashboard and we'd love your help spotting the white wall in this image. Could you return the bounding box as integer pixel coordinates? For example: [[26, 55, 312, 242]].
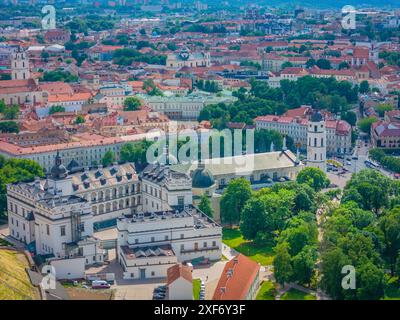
[[168, 278, 193, 300], [50, 257, 85, 280]]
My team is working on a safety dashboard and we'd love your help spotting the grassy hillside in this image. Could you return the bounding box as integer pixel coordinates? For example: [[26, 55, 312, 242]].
[[0, 249, 38, 300]]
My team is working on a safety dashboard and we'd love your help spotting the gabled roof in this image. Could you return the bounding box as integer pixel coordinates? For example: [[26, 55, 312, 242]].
[[212, 254, 259, 300], [167, 263, 193, 285]]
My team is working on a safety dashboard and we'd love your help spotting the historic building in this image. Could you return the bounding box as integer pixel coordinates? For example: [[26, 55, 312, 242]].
[[11, 47, 30, 80], [306, 112, 327, 172], [7, 153, 106, 265], [138, 91, 237, 120], [0, 47, 45, 106], [254, 109, 352, 155], [166, 47, 211, 69]]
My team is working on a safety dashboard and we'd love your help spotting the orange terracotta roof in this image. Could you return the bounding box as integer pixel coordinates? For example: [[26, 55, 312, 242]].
[[47, 92, 91, 103], [212, 254, 259, 300]]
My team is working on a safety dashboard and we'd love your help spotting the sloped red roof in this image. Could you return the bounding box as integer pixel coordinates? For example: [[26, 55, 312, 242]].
[[212, 254, 259, 300], [167, 264, 192, 285]]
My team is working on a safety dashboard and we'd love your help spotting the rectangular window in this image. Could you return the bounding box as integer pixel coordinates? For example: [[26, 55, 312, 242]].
[[46, 225, 50, 235], [177, 196, 184, 207], [60, 225, 66, 237]]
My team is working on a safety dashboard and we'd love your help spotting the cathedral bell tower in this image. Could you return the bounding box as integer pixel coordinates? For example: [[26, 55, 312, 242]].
[[11, 48, 31, 80], [307, 111, 327, 172]]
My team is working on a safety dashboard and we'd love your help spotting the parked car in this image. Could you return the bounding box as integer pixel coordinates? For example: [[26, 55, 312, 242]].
[[91, 280, 110, 289]]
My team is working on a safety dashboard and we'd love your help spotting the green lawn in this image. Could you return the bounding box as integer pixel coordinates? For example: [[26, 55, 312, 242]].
[[255, 281, 277, 300], [222, 228, 275, 265], [193, 279, 201, 300], [280, 288, 316, 300]]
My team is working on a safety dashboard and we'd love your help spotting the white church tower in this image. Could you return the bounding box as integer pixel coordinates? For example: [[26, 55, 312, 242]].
[[11, 48, 30, 80], [307, 111, 326, 172]]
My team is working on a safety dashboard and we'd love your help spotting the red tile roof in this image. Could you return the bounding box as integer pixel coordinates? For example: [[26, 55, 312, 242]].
[[212, 254, 259, 300], [167, 264, 192, 285]]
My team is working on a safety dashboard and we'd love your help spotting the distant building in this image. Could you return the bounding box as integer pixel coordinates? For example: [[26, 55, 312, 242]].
[[166, 47, 211, 69], [212, 254, 260, 300], [44, 29, 71, 44], [255, 107, 352, 155], [138, 91, 237, 120], [371, 120, 400, 149]]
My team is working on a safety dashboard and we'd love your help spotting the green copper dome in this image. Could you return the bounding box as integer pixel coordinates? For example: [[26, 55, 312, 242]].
[[192, 165, 214, 189]]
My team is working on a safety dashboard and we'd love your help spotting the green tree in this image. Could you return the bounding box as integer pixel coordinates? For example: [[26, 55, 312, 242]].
[[49, 105, 66, 115], [240, 197, 267, 240], [375, 103, 394, 117], [2, 104, 19, 120], [342, 169, 392, 213], [281, 61, 293, 69], [220, 178, 252, 226], [316, 58, 331, 69], [320, 248, 351, 299], [75, 115, 85, 124], [341, 111, 357, 126], [357, 117, 378, 134], [101, 150, 115, 167], [356, 261, 385, 300], [124, 96, 142, 111], [306, 58, 316, 68], [0, 121, 19, 133], [291, 245, 318, 285], [378, 207, 400, 275], [120, 141, 153, 170], [273, 242, 293, 285], [198, 194, 213, 218], [359, 80, 370, 94], [296, 167, 330, 192], [0, 158, 44, 218]]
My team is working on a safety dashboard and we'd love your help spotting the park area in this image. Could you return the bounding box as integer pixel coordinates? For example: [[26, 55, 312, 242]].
[[256, 281, 277, 300], [0, 248, 38, 300], [280, 288, 316, 300], [222, 228, 275, 265]]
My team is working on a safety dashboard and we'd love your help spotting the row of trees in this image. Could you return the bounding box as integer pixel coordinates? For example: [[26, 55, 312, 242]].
[[196, 80, 221, 93], [320, 170, 400, 299], [113, 48, 167, 66], [219, 167, 326, 287], [369, 148, 400, 174], [41, 70, 78, 83], [220, 167, 326, 233], [199, 76, 359, 129]]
